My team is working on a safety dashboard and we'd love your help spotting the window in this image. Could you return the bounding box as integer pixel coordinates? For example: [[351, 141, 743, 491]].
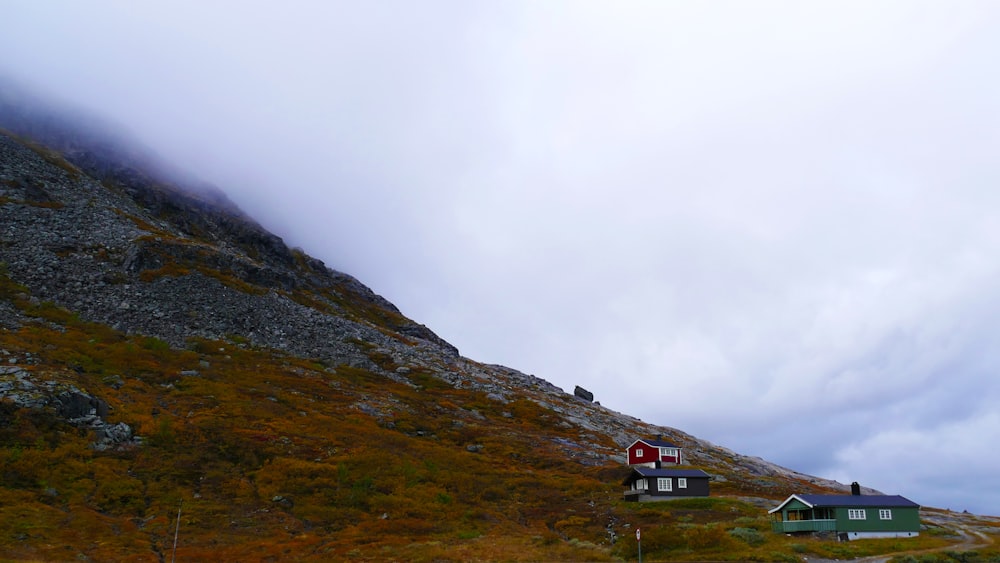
[[678, 478, 687, 489], [636, 478, 647, 491], [660, 447, 678, 458], [657, 478, 672, 491], [879, 509, 893, 520], [635, 448, 643, 457], [848, 509, 867, 520]]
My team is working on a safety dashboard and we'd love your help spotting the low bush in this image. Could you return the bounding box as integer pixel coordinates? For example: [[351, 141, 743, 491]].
[[730, 526, 766, 546]]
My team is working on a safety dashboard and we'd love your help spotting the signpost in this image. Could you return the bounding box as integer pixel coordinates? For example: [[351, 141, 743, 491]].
[[636, 527, 641, 563]]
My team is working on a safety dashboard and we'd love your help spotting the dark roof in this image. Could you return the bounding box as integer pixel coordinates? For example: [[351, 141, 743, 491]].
[[798, 494, 919, 507], [633, 468, 709, 478], [623, 468, 710, 484], [795, 494, 919, 508], [634, 438, 680, 448], [622, 467, 711, 485], [625, 467, 710, 481]]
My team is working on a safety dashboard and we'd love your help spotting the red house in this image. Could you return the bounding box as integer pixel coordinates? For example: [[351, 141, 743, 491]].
[[626, 438, 682, 467]]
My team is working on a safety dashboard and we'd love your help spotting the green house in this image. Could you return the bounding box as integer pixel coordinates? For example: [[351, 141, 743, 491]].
[[769, 492, 920, 540]]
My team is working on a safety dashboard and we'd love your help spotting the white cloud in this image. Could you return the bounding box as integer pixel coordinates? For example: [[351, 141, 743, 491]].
[[827, 411, 1000, 512]]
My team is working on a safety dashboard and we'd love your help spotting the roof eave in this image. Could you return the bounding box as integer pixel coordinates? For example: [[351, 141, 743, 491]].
[[768, 494, 814, 514], [626, 439, 650, 450]]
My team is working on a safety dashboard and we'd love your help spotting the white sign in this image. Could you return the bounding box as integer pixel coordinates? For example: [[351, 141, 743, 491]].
[[636, 528, 640, 541]]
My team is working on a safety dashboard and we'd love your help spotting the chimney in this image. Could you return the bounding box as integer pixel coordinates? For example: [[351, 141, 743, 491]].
[[656, 433, 662, 441], [851, 482, 861, 496], [655, 460, 661, 469]]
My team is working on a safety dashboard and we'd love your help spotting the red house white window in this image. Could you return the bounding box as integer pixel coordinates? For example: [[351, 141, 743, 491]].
[[627, 438, 683, 467]]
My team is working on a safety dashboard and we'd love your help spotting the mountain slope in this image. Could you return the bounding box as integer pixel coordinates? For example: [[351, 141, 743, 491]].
[[2, 110, 997, 561]]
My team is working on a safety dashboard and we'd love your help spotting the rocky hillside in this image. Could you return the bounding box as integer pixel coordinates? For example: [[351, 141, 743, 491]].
[[0, 109, 835, 480], [3, 106, 998, 562]]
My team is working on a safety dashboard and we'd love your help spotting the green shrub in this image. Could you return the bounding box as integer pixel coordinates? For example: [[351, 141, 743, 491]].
[[734, 516, 765, 528], [730, 526, 766, 546], [685, 524, 734, 550], [140, 336, 171, 351]]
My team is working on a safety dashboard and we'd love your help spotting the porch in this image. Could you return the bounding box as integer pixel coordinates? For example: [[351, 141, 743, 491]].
[[771, 519, 837, 533], [771, 507, 837, 533], [623, 488, 647, 501]]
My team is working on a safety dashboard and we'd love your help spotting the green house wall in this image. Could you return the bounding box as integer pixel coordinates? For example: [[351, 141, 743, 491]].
[[772, 500, 920, 534], [832, 506, 920, 533]]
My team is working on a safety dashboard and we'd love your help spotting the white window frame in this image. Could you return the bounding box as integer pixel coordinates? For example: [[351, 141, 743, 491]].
[[848, 509, 867, 520], [637, 478, 647, 491], [879, 509, 892, 520], [635, 448, 643, 458], [660, 447, 678, 458], [678, 477, 687, 489], [657, 478, 672, 491]]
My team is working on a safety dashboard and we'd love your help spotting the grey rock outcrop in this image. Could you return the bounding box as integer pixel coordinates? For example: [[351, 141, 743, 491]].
[[0, 365, 137, 450]]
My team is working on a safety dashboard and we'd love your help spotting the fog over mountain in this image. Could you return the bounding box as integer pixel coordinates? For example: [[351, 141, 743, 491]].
[[4, 1, 1000, 515]]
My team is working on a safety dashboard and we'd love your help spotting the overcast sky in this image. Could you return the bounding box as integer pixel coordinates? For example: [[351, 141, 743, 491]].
[[4, 1, 1000, 515]]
